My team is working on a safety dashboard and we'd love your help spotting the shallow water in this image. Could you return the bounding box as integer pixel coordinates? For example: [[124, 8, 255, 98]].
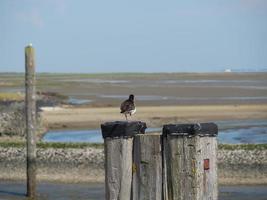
[[219, 185, 267, 200], [0, 181, 266, 200], [43, 129, 103, 143], [61, 78, 130, 84], [219, 127, 267, 144], [0, 181, 104, 200], [42, 120, 267, 144], [67, 97, 92, 105], [43, 127, 161, 143]]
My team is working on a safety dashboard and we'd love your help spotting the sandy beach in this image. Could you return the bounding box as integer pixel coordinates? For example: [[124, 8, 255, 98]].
[[42, 104, 267, 129]]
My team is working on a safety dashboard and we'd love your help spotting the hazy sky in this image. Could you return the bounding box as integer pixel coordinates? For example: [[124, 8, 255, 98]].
[[0, 0, 266, 73]]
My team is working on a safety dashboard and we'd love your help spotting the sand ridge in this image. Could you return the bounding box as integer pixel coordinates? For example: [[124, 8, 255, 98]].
[[42, 104, 267, 129]]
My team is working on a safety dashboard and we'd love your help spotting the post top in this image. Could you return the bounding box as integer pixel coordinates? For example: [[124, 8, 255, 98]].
[[163, 122, 218, 137], [101, 121, 147, 139], [25, 43, 33, 49]]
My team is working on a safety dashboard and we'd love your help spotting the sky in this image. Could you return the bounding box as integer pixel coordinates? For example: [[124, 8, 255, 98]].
[[0, 0, 267, 73]]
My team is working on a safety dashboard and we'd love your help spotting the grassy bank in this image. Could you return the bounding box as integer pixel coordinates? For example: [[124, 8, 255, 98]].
[[0, 141, 266, 150], [0, 141, 103, 149], [219, 144, 267, 150], [0, 93, 23, 101]]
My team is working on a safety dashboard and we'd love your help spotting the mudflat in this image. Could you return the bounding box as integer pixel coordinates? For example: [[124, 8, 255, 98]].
[[1, 72, 267, 107]]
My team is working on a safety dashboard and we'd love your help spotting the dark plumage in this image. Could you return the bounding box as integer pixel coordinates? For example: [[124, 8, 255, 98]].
[[120, 94, 136, 120]]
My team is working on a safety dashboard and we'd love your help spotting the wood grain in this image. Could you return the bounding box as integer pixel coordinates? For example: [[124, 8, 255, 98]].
[[104, 137, 133, 200], [132, 134, 162, 200], [25, 44, 37, 198], [164, 135, 218, 200]]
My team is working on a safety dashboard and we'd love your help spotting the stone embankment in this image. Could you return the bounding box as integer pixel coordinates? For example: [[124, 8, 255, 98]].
[[218, 149, 267, 184], [0, 101, 46, 138], [0, 146, 266, 184], [0, 146, 104, 183]]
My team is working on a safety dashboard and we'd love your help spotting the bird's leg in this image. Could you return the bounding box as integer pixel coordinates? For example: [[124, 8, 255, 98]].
[[125, 114, 128, 121]]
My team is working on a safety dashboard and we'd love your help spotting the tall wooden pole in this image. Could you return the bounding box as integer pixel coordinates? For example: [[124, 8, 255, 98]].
[[25, 44, 37, 198], [101, 121, 146, 200]]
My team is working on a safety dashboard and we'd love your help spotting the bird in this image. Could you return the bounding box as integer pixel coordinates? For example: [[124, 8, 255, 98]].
[[120, 94, 136, 121]]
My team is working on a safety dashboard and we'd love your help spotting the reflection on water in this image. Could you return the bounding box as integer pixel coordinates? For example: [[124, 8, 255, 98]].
[[43, 120, 267, 144], [0, 181, 266, 200]]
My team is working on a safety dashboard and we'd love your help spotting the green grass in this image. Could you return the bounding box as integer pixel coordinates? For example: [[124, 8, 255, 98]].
[[0, 92, 24, 101], [218, 144, 267, 150], [0, 141, 103, 149], [38, 142, 103, 149], [0, 141, 266, 150]]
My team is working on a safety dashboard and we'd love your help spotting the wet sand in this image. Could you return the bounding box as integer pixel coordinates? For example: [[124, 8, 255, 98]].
[[1, 72, 267, 107], [0, 181, 266, 200], [35, 72, 267, 107], [2, 72, 267, 129]]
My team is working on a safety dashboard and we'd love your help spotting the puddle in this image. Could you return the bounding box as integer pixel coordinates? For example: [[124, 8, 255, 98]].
[[67, 97, 92, 105]]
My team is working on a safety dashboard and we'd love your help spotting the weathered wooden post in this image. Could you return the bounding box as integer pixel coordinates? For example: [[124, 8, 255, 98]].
[[25, 44, 37, 198], [101, 121, 146, 200], [163, 123, 218, 200], [132, 133, 162, 200]]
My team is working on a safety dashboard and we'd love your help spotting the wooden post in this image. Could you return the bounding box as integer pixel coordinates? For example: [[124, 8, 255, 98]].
[[101, 121, 147, 200], [132, 133, 162, 200], [25, 44, 37, 198], [163, 123, 218, 200]]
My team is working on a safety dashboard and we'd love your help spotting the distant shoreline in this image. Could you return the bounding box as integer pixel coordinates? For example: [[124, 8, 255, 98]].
[[1, 72, 267, 107], [1, 71, 267, 75]]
